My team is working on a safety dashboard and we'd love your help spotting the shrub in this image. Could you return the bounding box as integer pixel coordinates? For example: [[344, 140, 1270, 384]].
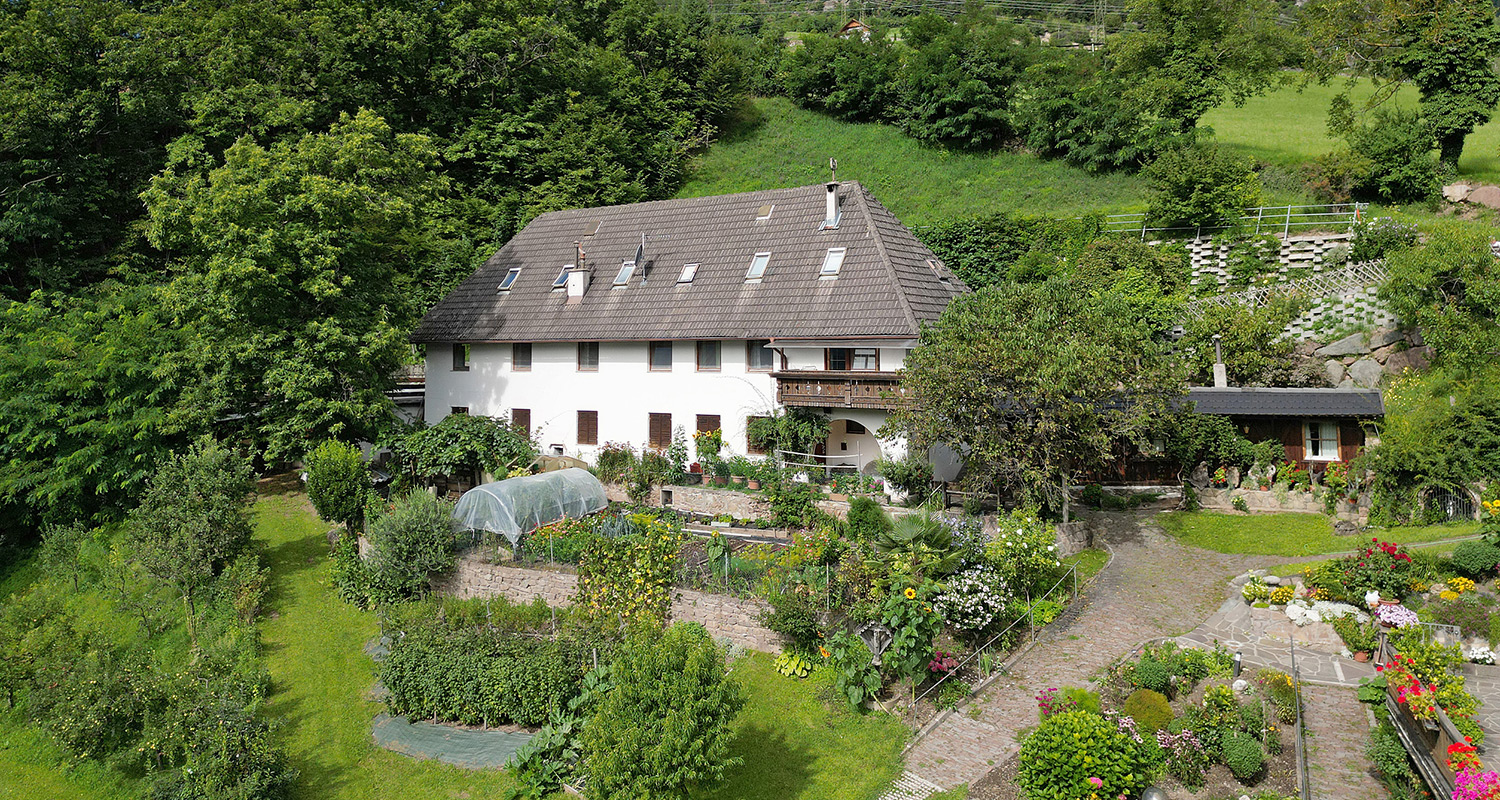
[[1349, 217, 1419, 263], [1061, 686, 1101, 715], [1258, 668, 1300, 724], [1017, 710, 1152, 800], [594, 442, 636, 483], [330, 534, 371, 607], [582, 623, 744, 800], [395, 413, 536, 483], [365, 491, 462, 603], [1222, 731, 1265, 780], [846, 496, 893, 541], [1123, 688, 1174, 734], [766, 479, 824, 529], [827, 630, 881, 710], [304, 439, 371, 534], [934, 566, 1011, 637], [1132, 657, 1172, 694], [876, 452, 933, 500], [1030, 599, 1063, 626], [1368, 722, 1414, 782], [760, 590, 824, 653], [1143, 144, 1263, 228], [1344, 109, 1439, 203], [985, 510, 1061, 593], [1451, 541, 1500, 578]]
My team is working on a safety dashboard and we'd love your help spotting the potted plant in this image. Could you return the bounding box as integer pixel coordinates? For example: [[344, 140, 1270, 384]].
[[746, 459, 763, 491], [712, 459, 730, 487], [728, 456, 750, 486]]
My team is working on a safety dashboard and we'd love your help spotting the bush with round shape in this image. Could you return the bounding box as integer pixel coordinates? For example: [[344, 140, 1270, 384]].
[[1123, 688, 1174, 734], [1222, 731, 1265, 780], [1450, 541, 1500, 579], [1132, 657, 1171, 694], [1017, 710, 1152, 800]]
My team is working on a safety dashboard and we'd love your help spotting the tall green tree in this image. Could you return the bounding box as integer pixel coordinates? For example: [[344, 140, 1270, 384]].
[[890, 279, 1184, 521], [1380, 226, 1500, 374], [130, 439, 255, 649], [582, 622, 744, 800], [1304, 0, 1500, 165], [144, 110, 447, 461], [1110, 0, 1291, 134], [899, 12, 1037, 148]]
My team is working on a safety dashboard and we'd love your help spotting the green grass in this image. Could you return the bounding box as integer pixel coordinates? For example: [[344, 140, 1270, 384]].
[[707, 651, 909, 800], [678, 97, 1149, 226], [1202, 79, 1500, 184], [1157, 511, 1479, 557], [1062, 547, 1109, 585], [254, 492, 527, 799], [1271, 540, 1467, 577]]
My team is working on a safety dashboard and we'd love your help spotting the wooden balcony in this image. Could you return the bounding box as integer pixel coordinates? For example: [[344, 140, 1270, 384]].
[[774, 370, 906, 410]]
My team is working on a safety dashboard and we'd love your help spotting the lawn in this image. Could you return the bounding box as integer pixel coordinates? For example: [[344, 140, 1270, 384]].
[[1157, 510, 1480, 557], [678, 97, 1149, 226], [1063, 548, 1109, 586], [254, 491, 527, 799], [708, 651, 910, 800], [1201, 79, 1500, 184]]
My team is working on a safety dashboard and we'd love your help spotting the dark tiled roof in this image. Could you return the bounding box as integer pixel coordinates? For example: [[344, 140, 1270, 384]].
[[411, 182, 969, 343], [1186, 387, 1385, 417]]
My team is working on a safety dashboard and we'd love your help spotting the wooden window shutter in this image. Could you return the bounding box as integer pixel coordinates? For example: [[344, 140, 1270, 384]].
[[696, 414, 721, 434], [578, 410, 599, 446], [648, 413, 671, 450], [512, 408, 531, 434]]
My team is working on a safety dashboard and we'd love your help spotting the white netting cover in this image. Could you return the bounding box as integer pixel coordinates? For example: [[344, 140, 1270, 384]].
[[451, 468, 607, 545]]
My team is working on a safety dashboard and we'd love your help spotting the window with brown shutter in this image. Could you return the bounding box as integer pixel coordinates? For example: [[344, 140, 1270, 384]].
[[696, 414, 721, 434], [648, 413, 671, 450], [511, 408, 531, 434], [746, 415, 770, 455], [578, 410, 598, 446]]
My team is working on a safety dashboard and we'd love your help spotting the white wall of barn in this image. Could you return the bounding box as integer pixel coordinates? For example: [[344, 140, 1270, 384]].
[[424, 341, 909, 465]]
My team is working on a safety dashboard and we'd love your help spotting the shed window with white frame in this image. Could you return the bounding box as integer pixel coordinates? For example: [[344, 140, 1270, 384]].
[[551, 265, 573, 289], [820, 247, 847, 278], [1304, 421, 1339, 461], [746, 252, 770, 281]]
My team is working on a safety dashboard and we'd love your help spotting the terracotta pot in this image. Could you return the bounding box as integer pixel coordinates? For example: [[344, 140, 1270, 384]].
[[746, 479, 761, 490], [1379, 598, 1401, 607], [731, 475, 747, 485], [1354, 651, 1370, 663], [713, 476, 728, 487]]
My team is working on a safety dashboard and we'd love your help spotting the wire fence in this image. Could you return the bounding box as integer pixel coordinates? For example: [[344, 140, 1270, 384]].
[[1104, 203, 1369, 241], [909, 562, 1081, 710]]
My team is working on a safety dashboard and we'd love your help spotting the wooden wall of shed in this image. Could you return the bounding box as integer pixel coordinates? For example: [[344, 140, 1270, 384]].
[[1235, 417, 1367, 467]]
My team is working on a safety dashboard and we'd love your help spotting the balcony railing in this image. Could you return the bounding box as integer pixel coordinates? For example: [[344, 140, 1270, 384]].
[[774, 370, 905, 410]]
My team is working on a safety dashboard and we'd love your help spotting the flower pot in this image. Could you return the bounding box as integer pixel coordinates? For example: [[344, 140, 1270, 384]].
[[1354, 651, 1370, 663], [746, 479, 761, 490], [731, 475, 747, 486], [1380, 598, 1401, 607], [713, 476, 728, 487]]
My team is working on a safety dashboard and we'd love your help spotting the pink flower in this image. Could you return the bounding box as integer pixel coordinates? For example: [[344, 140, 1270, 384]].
[[1087, 776, 1103, 789]]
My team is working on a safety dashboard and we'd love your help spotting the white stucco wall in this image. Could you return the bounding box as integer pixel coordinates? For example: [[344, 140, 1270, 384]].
[[425, 341, 909, 465]]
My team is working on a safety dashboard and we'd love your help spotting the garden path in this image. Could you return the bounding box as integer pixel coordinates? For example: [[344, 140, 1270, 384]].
[[1300, 684, 1384, 800], [900, 511, 1270, 792]]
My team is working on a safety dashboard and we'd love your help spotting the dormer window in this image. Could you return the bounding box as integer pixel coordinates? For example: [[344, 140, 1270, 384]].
[[498, 268, 521, 292], [678, 263, 699, 283], [614, 261, 636, 286], [746, 252, 771, 282], [755, 204, 774, 221], [552, 265, 574, 290], [820, 247, 847, 278]]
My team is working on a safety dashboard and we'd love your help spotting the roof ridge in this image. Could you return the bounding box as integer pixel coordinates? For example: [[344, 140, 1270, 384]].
[[529, 181, 868, 222], [851, 184, 922, 337]]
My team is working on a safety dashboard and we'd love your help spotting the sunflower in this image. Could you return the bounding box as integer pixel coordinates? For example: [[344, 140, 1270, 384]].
[[904, 587, 917, 599]]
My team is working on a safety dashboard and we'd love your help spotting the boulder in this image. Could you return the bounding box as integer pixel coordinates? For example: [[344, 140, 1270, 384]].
[[1383, 346, 1432, 375], [1316, 331, 1372, 357], [1349, 358, 1384, 387], [1226, 466, 1241, 489], [1264, 575, 1282, 586], [1443, 183, 1473, 203], [1334, 519, 1360, 537], [1190, 461, 1211, 489], [1470, 185, 1500, 210], [1338, 377, 1355, 389], [1294, 339, 1320, 357], [1368, 328, 1405, 349], [1324, 360, 1347, 385]]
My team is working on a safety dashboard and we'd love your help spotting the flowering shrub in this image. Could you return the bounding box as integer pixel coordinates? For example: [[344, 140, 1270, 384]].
[[1285, 599, 1369, 628], [933, 566, 1010, 636], [1241, 579, 1271, 602], [1336, 539, 1417, 600], [928, 650, 959, 675], [1036, 687, 1077, 721], [1451, 577, 1477, 594], [1017, 710, 1152, 800], [1449, 739, 1482, 773], [1375, 604, 1420, 628], [1269, 585, 1295, 605], [1469, 645, 1497, 665], [984, 510, 1061, 593], [1378, 654, 1439, 720], [1157, 728, 1209, 787], [1454, 768, 1500, 800]]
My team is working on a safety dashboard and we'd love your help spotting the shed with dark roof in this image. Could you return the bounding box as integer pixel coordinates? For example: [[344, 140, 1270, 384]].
[[1186, 387, 1384, 467]]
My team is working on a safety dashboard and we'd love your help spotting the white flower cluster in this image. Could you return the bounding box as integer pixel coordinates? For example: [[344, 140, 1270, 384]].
[[934, 566, 1011, 633], [1467, 644, 1496, 665], [1285, 599, 1370, 628]]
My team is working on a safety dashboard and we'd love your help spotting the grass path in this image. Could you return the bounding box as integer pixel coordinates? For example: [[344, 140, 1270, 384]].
[[254, 491, 524, 799]]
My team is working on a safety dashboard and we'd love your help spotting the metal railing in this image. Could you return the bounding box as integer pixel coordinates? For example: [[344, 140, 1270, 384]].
[[910, 563, 1080, 709], [1289, 638, 1313, 800], [1180, 261, 1389, 319], [775, 448, 862, 480], [1104, 203, 1369, 241]]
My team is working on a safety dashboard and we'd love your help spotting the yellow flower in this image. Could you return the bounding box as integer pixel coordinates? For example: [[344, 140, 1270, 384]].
[[904, 587, 917, 599]]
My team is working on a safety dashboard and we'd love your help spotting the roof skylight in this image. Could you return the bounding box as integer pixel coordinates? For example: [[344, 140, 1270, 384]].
[[498, 268, 521, 292], [820, 248, 847, 278], [552, 265, 574, 289], [614, 261, 636, 286], [745, 252, 770, 282], [678, 263, 699, 283], [582, 221, 601, 236]]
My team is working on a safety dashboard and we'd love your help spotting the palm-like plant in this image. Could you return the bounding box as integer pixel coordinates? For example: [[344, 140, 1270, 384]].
[[869, 513, 962, 577]]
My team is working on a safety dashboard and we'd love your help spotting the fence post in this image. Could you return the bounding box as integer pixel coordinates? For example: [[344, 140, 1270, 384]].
[[1284, 205, 1292, 237]]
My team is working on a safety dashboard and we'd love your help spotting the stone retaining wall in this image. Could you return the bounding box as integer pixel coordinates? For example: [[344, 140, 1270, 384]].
[[433, 556, 782, 653], [1196, 487, 1366, 524]]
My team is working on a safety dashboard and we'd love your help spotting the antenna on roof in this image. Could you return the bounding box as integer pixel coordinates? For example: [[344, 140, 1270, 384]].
[[829, 157, 838, 183]]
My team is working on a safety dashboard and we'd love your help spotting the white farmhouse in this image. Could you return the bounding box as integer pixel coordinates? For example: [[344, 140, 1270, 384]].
[[413, 181, 968, 472]]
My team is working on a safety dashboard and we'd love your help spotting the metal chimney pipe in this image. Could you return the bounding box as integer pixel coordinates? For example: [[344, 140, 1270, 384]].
[[824, 182, 839, 229]]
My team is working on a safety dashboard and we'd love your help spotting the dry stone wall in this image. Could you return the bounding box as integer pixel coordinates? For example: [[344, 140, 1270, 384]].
[[433, 556, 783, 653]]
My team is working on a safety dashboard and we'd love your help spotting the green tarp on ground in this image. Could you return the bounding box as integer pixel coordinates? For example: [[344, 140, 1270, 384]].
[[372, 713, 534, 770]]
